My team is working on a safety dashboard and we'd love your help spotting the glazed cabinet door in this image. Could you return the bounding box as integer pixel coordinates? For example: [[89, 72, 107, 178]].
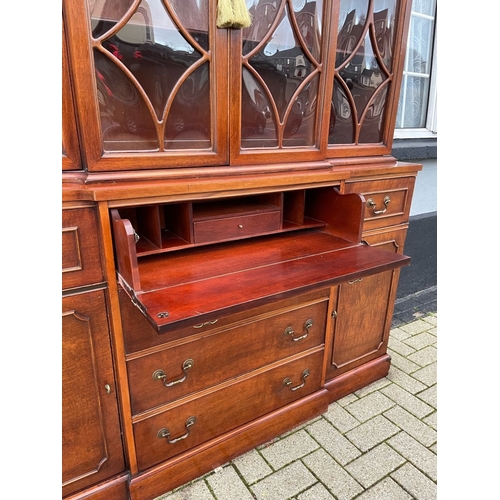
[[62, 290, 125, 497], [327, 0, 411, 158], [63, 0, 228, 171], [326, 269, 395, 379], [230, 0, 336, 165]]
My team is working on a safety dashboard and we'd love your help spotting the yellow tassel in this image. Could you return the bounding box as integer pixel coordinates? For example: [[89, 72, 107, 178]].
[[231, 0, 252, 28], [217, 0, 235, 28]]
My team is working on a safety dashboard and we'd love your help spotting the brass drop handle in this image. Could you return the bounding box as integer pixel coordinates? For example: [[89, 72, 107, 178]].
[[152, 359, 194, 387], [284, 319, 313, 342], [366, 195, 390, 214], [283, 369, 310, 391], [157, 416, 196, 444]]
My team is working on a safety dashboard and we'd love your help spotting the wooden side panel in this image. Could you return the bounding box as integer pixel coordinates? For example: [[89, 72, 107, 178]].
[[62, 291, 125, 497]]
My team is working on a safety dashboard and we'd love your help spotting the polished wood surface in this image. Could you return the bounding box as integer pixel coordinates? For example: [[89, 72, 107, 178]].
[[61, 1, 418, 498]]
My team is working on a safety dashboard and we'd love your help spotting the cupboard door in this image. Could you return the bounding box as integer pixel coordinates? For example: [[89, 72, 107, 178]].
[[229, 0, 335, 164], [62, 290, 125, 497], [327, 0, 411, 157], [63, 0, 228, 171], [327, 270, 394, 378]]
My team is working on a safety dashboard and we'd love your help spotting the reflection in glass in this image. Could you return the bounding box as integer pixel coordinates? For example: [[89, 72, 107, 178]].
[[336, 0, 369, 68], [88, 0, 211, 152], [329, 79, 354, 144], [359, 85, 388, 142], [242, 1, 322, 148], [373, 0, 396, 70]]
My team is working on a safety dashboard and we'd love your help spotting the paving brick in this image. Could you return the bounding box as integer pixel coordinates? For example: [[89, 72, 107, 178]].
[[302, 449, 363, 500], [388, 336, 417, 356], [411, 362, 437, 386], [355, 477, 413, 500], [388, 431, 437, 480], [345, 415, 399, 452], [417, 384, 437, 408], [391, 462, 437, 500], [403, 332, 436, 350], [297, 482, 335, 500], [344, 391, 395, 422], [400, 319, 434, 334], [422, 314, 437, 327], [387, 365, 428, 394], [423, 410, 437, 430], [250, 461, 316, 500], [381, 383, 434, 419], [157, 479, 214, 500], [389, 326, 413, 342], [323, 401, 360, 433], [384, 406, 437, 447], [336, 392, 359, 407], [344, 443, 405, 488], [354, 377, 391, 397], [387, 348, 422, 374], [306, 418, 361, 465], [232, 448, 273, 485], [408, 345, 437, 366], [206, 466, 254, 500], [259, 429, 319, 470]]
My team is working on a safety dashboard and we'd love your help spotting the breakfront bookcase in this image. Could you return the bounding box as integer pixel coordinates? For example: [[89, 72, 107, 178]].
[[62, 1, 421, 498]]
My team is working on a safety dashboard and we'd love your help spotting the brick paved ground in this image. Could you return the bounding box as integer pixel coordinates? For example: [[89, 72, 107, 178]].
[[155, 312, 437, 500]]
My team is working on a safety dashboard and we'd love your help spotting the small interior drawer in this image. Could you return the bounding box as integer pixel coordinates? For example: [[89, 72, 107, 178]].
[[127, 297, 328, 415], [344, 177, 416, 230], [193, 210, 281, 244], [133, 347, 324, 471], [62, 207, 103, 290]]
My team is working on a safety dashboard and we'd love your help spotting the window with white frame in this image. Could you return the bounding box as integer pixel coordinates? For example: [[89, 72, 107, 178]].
[[395, 0, 437, 137]]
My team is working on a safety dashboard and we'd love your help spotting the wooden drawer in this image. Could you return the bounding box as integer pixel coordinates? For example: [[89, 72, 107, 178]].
[[362, 225, 409, 255], [193, 210, 281, 244], [127, 298, 328, 414], [133, 348, 324, 471], [344, 177, 416, 231], [62, 207, 103, 290]]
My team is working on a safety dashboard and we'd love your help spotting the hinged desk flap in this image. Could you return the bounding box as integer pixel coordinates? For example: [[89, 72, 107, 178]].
[[119, 232, 410, 333]]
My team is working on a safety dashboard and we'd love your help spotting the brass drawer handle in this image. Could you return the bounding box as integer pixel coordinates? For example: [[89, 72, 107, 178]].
[[152, 359, 194, 387], [348, 278, 363, 285], [366, 195, 390, 214], [157, 416, 196, 444], [283, 369, 310, 391], [284, 319, 313, 342]]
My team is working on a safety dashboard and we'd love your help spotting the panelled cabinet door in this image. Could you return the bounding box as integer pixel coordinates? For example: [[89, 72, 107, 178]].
[[327, 269, 394, 378], [62, 290, 125, 497], [327, 0, 411, 157], [63, 0, 229, 171], [229, 0, 335, 164]]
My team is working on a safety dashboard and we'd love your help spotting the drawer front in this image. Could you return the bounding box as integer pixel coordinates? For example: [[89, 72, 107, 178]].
[[193, 210, 281, 244], [62, 207, 103, 289], [362, 225, 409, 255], [127, 298, 328, 414], [344, 177, 416, 231], [133, 348, 323, 471]]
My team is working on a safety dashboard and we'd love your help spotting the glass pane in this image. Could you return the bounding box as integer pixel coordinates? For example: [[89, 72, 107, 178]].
[[95, 50, 157, 151], [336, 0, 369, 68], [89, 0, 211, 152], [164, 63, 211, 149], [339, 32, 386, 122], [359, 84, 388, 142], [329, 78, 354, 144], [373, 0, 397, 70], [400, 75, 429, 128], [241, 68, 278, 148], [407, 16, 433, 74], [411, 0, 436, 16]]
